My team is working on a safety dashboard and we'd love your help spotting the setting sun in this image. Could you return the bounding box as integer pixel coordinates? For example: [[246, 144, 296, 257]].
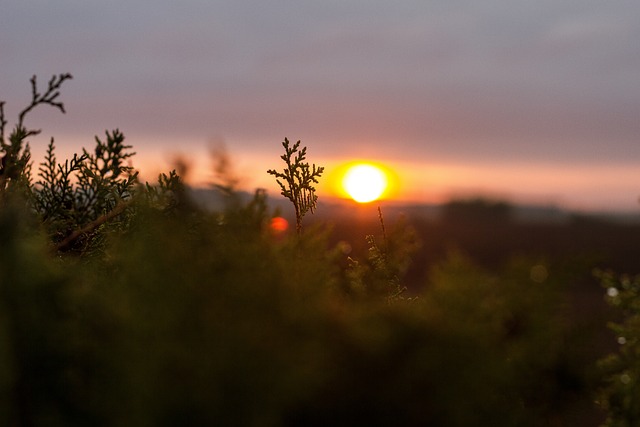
[[342, 164, 388, 203]]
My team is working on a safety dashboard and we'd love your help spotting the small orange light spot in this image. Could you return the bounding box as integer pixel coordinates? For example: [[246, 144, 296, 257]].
[[270, 216, 289, 233]]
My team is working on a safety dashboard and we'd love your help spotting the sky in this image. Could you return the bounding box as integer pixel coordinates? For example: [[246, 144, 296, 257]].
[[2, 1, 639, 211]]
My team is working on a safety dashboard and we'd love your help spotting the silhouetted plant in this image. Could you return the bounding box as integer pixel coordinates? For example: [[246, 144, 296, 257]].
[[0, 74, 72, 197], [143, 170, 186, 214], [210, 143, 241, 197], [347, 207, 420, 301], [267, 138, 324, 235], [1, 74, 188, 255], [31, 130, 138, 253]]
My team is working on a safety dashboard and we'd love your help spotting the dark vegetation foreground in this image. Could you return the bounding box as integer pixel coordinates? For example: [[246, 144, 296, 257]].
[[1, 75, 639, 426]]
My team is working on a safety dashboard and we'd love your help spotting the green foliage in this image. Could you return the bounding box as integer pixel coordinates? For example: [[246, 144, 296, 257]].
[[267, 138, 324, 235], [0, 197, 598, 425], [346, 207, 420, 302], [1, 75, 194, 256], [32, 131, 139, 253], [0, 75, 138, 255], [0, 74, 612, 426], [427, 254, 595, 421], [0, 74, 72, 198], [596, 271, 640, 426], [143, 169, 189, 215], [0, 203, 102, 426]]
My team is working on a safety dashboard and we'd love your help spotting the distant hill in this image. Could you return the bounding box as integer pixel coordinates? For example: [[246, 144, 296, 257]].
[[188, 187, 640, 225]]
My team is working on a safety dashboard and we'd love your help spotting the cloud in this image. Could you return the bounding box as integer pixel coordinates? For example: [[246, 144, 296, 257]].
[[2, 1, 640, 209]]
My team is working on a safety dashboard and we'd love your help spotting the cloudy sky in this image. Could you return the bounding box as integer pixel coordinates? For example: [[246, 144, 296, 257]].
[[2, 1, 639, 211]]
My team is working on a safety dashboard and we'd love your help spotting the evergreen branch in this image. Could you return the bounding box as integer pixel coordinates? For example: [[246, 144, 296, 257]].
[[267, 138, 324, 234], [55, 199, 132, 251], [17, 73, 73, 134]]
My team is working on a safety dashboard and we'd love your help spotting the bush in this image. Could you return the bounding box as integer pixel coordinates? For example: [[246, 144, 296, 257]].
[[0, 205, 598, 425], [0, 74, 607, 426]]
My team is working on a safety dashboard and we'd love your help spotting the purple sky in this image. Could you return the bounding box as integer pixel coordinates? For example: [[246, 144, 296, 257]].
[[2, 1, 640, 211]]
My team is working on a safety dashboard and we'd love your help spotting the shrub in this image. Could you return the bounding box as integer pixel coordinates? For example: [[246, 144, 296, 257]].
[[0, 74, 604, 426]]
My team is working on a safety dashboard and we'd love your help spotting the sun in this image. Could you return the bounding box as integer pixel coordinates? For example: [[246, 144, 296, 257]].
[[342, 164, 388, 203]]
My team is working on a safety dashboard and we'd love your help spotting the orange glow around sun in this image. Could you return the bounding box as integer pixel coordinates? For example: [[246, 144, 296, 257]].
[[335, 162, 395, 203]]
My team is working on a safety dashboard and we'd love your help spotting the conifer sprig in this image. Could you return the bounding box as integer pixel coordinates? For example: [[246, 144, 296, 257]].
[[0, 74, 72, 194], [17, 73, 73, 139], [267, 138, 324, 235]]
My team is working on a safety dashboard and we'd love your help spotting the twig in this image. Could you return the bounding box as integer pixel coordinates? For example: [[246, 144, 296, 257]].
[[55, 199, 132, 251], [0, 101, 6, 145], [17, 74, 73, 136], [377, 206, 387, 249]]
